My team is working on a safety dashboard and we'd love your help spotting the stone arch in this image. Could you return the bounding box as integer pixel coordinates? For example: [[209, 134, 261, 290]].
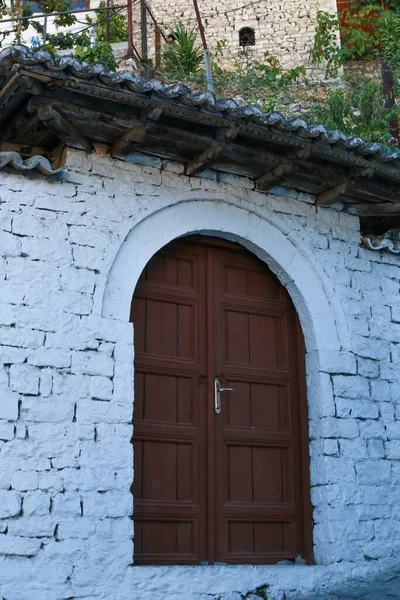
[[101, 195, 350, 559], [102, 196, 349, 356]]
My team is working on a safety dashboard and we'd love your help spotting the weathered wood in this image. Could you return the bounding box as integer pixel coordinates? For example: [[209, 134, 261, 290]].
[[185, 143, 224, 176], [256, 162, 293, 191], [348, 202, 400, 217], [215, 126, 240, 141], [316, 182, 348, 206], [110, 123, 146, 157], [0, 142, 46, 157], [36, 103, 92, 152], [139, 107, 163, 121]]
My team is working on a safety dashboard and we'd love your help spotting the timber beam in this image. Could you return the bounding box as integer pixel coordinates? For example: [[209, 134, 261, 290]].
[[256, 162, 293, 192], [36, 103, 92, 152], [316, 182, 348, 206], [110, 123, 147, 157], [185, 143, 225, 176], [348, 202, 400, 217], [215, 126, 240, 142]]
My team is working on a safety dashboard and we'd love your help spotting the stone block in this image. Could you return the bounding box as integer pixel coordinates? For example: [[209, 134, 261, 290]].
[[23, 492, 50, 517], [52, 493, 82, 516], [11, 471, 38, 492], [0, 391, 19, 420], [9, 364, 39, 395], [28, 349, 71, 369], [332, 375, 370, 401], [356, 460, 392, 485], [0, 423, 14, 441], [0, 491, 21, 518], [385, 440, 400, 459], [0, 231, 21, 257], [0, 535, 41, 556], [367, 439, 385, 459], [357, 358, 379, 379], [71, 351, 114, 377], [89, 376, 113, 401]]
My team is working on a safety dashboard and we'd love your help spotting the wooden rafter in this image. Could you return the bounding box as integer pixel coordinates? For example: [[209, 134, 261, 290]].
[[185, 143, 224, 176], [215, 126, 240, 142], [348, 202, 400, 217], [316, 182, 348, 206], [36, 103, 92, 152], [110, 123, 146, 157], [256, 162, 293, 191]]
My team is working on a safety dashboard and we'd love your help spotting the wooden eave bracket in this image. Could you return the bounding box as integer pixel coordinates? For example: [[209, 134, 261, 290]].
[[316, 182, 348, 206], [110, 123, 147, 157], [185, 143, 225, 176], [215, 126, 240, 142], [36, 102, 92, 152], [348, 202, 400, 217], [256, 161, 293, 192]]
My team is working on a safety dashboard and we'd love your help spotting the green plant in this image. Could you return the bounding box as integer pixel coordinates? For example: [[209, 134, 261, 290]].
[[307, 78, 399, 144], [310, 2, 400, 77], [162, 22, 204, 75], [46, 30, 90, 50], [86, 1, 128, 44], [74, 41, 117, 71]]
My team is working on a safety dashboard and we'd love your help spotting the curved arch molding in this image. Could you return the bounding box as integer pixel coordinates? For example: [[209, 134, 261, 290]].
[[101, 196, 350, 355]]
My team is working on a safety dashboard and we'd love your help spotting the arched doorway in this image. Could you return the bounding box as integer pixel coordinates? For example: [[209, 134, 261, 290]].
[[130, 235, 313, 565]]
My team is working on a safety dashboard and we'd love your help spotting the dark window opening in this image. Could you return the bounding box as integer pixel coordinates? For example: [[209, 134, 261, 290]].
[[239, 27, 255, 47]]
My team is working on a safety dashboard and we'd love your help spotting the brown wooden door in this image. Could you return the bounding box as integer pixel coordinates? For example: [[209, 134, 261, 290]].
[[131, 236, 312, 565]]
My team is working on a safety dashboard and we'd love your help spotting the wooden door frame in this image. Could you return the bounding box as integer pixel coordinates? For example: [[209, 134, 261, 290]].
[[130, 234, 314, 565]]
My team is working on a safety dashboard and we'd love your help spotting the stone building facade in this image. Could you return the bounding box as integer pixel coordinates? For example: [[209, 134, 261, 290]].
[[1, 149, 400, 599], [1, 46, 400, 600], [131, 0, 338, 71]]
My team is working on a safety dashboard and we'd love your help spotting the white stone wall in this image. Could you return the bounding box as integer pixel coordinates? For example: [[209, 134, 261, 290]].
[[0, 148, 399, 600]]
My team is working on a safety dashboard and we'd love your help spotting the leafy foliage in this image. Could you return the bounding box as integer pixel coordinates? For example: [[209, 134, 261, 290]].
[[86, 1, 128, 44], [46, 30, 90, 50], [75, 40, 117, 71], [310, 2, 400, 77], [162, 22, 204, 75], [307, 78, 398, 144]]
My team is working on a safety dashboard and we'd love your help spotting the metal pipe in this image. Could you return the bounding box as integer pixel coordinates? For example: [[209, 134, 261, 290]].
[[155, 24, 161, 69], [140, 0, 147, 61], [203, 48, 214, 93], [192, 0, 207, 49], [192, 0, 214, 93], [43, 14, 47, 44], [143, 2, 168, 42], [106, 0, 110, 42], [127, 0, 133, 55]]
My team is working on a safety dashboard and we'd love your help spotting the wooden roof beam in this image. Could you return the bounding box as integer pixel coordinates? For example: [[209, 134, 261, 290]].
[[215, 126, 240, 142], [316, 182, 348, 206], [36, 102, 92, 152], [185, 143, 224, 176], [110, 123, 146, 157], [256, 161, 293, 192], [348, 202, 400, 217]]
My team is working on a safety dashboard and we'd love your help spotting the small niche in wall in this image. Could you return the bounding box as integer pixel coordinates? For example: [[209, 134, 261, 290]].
[[239, 27, 255, 47]]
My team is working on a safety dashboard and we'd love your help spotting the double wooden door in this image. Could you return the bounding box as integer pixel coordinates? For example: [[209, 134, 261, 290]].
[[131, 236, 312, 565]]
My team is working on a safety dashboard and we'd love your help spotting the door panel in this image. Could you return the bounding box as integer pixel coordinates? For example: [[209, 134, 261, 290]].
[[212, 246, 308, 564], [131, 236, 312, 565], [131, 241, 208, 564]]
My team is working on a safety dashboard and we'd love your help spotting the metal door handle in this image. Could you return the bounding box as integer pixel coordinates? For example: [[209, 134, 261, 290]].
[[214, 377, 234, 415]]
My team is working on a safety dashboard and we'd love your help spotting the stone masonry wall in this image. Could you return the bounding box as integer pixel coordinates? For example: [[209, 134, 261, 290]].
[[0, 148, 399, 600], [129, 0, 337, 71]]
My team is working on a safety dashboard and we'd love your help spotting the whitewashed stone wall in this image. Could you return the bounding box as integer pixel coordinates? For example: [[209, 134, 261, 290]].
[[0, 148, 399, 600], [131, 0, 338, 71]]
